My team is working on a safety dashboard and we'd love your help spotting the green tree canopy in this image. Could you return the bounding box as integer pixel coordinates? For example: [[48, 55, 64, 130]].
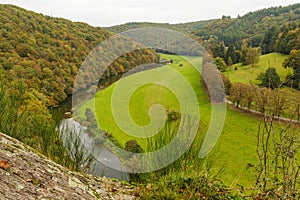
[[242, 48, 260, 67], [283, 50, 300, 89], [213, 57, 227, 72], [260, 67, 281, 89]]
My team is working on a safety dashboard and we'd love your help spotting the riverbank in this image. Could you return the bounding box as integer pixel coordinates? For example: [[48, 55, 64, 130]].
[[59, 118, 129, 181]]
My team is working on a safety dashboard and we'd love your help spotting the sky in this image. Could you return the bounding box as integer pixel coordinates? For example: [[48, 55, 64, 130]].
[[1, 0, 299, 27]]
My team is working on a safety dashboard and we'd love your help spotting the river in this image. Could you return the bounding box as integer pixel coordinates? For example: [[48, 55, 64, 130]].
[[58, 74, 129, 181], [58, 74, 123, 114], [58, 64, 164, 180]]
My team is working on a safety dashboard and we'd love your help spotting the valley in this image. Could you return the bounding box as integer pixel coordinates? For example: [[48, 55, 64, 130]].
[[0, 2, 300, 199]]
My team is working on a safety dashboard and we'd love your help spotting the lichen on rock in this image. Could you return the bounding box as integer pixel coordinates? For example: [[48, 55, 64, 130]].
[[0, 132, 137, 200]]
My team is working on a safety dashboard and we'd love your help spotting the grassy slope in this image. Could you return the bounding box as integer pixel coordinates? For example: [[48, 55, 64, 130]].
[[224, 53, 290, 84], [78, 54, 262, 187]]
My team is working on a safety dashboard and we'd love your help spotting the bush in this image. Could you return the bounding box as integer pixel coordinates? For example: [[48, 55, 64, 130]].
[[213, 57, 227, 72], [167, 111, 181, 121], [125, 140, 144, 153]]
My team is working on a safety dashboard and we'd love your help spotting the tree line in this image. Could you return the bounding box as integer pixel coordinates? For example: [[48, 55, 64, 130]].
[[228, 82, 300, 120]]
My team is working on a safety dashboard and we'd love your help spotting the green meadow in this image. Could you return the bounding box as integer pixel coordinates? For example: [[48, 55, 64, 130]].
[[224, 52, 290, 84], [77, 54, 266, 187]]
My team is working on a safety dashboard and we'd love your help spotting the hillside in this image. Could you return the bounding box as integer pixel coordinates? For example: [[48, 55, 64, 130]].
[[0, 132, 137, 199], [224, 53, 289, 84], [106, 4, 300, 50], [192, 4, 300, 48], [106, 20, 215, 33], [0, 4, 158, 106]]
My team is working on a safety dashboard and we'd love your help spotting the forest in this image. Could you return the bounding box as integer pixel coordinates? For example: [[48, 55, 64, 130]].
[[192, 4, 300, 48], [0, 4, 158, 106]]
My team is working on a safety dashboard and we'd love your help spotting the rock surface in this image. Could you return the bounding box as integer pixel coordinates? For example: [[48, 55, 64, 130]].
[[0, 132, 138, 200]]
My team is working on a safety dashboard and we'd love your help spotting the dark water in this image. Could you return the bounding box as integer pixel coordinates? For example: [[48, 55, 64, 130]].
[[60, 119, 129, 180], [58, 74, 129, 180], [58, 74, 123, 114]]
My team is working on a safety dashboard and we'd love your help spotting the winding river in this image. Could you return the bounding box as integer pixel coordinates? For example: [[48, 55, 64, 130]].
[[58, 74, 129, 181], [58, 64, 164, 180]]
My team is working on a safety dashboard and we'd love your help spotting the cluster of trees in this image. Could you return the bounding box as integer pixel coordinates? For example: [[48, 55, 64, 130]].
[[0, 5, 158, 106], [229, 82, 300, 119], [261, 22, 300, 54], [212, 42, 260, 68], [201, 54, 226, 103]]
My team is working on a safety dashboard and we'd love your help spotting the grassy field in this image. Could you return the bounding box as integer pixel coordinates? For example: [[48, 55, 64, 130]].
[[224, 53, 290, 84], [77, 54, 266, 187], [78, 55, 206, 146]]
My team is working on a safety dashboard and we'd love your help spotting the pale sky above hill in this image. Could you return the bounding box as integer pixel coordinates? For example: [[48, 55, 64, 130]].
[[1, 0, 299, 27]]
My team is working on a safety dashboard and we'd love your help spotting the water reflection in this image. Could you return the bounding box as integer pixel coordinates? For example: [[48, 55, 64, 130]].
[[60, 118, 129, 181]]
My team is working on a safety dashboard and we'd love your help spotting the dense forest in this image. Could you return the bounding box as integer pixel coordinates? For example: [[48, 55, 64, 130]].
[[0, 4, 158, 172], [192, 3, 300, 48], [106, 20, 215, 33], [0, 4, 158, 106]]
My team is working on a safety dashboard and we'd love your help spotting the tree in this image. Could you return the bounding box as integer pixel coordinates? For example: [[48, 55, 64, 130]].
[[229, 82, 255, 109], [227, 57, 233, 66], [234, 50, 241, 63], [243, 48, 260, 67], [229, 82, 245, 108], [276, 25, 300, 54], [202, 58, 226, 103], [255, 91, 300, 197], [213, 57, 227, 72], [220, 73, 232, 95], [225, 44, 241, 65], [211, 43, 226, 59], [261, 26, 278, 54], [225, 44, 235, 64], [261, 67, 281, 89], [283, 50, 300, 89]]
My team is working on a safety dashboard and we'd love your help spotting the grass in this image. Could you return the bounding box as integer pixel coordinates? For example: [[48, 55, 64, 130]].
[[76, 53, 269, 187], [224, 53, 290, 84], [78, 54, 207, 148]]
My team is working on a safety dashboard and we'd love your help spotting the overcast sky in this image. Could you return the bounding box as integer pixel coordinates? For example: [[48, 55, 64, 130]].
[[1, 0, 299, 27]]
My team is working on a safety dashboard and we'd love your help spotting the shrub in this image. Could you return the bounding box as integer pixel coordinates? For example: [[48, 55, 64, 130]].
[[125, 139, 144, 153]]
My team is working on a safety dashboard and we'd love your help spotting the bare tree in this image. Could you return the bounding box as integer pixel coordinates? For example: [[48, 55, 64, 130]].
[[255, 89, 300, 199]]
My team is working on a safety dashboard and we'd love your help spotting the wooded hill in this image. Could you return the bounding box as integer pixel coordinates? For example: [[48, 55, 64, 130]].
[[106, 20, 215, 33], [107, 4, 300, 52], [192, 3, 300, 49], [0, 4, 158, 106]]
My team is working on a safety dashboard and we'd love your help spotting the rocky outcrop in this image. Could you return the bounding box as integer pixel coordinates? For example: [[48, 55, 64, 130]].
[[0, 132, 138, 200]]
